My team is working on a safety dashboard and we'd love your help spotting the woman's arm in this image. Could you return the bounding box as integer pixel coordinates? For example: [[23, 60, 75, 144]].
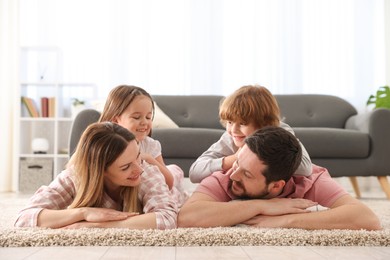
[[38, 207, 136, 228], [14, 170, 76, 227], [14, 169, 133, 228]]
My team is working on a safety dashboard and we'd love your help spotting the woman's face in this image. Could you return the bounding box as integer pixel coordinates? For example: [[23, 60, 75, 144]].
[[115, 95, 153, 142], [104, 140, 143, 190]]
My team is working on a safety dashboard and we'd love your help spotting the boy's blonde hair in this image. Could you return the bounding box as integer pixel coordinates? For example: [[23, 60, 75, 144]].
[[219, 85, 280, 128]]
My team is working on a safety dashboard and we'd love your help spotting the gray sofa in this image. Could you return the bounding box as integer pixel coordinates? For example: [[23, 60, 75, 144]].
[[69, 94, 390, 199], [151, 94, 390, 199]]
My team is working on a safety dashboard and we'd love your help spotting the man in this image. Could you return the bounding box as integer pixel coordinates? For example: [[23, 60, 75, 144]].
[[178, 126, 381, 230]]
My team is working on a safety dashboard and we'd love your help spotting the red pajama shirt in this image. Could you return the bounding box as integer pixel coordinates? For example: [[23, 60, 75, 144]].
[[196, 164, 348, 208]]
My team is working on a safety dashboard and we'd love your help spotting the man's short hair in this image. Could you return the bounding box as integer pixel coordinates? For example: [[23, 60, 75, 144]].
[[244, 126, 302, 184]]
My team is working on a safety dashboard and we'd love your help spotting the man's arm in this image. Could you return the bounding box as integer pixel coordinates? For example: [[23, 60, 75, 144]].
[[243, 194, 382, 230], [177, 192, 317, 228]]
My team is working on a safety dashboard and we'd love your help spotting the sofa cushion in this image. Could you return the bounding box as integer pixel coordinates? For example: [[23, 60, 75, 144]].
[[153, 95, 225, 129], [275, 95, 357, 128], [294, 127, 369, 158], [152, 127, 224, 158], [152, 102, 179, 129]]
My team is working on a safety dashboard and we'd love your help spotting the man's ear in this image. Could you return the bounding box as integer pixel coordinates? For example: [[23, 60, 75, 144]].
[[268, 180, 286, 194]]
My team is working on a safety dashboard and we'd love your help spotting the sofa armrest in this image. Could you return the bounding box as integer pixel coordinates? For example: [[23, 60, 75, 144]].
[[346, 108, 390, 134], [346, 108, 390, 169]]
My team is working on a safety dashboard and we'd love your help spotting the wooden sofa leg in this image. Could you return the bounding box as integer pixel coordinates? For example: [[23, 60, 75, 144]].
[[349, 177, 361, 199], [377, 176, 390, 199]]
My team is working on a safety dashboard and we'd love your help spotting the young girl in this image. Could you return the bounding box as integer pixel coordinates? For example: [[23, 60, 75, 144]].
[[99, 85, 187, 206], [189, 85, 312, 183], [15, 122, 177, 229]]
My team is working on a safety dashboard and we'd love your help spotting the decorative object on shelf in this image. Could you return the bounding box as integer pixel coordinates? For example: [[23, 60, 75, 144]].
[[71, 98, 86, 118], [31, 138, 49, 154], [367, 86, 390, 109]]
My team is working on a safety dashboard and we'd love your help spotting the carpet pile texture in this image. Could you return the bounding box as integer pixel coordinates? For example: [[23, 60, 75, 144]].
[[1, 195, 390, 247]]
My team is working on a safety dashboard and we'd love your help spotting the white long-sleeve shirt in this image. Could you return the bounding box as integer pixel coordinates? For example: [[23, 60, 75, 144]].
[[189, 121, 312, 183]]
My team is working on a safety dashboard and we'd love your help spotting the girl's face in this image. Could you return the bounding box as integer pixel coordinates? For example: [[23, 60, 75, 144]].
[[104, 140, 143, 191], [115, 95, 153, 142], [225, 120, 257, 147]]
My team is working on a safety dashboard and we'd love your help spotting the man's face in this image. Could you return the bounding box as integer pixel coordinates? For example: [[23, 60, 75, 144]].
[[228, 145, 271, 199]]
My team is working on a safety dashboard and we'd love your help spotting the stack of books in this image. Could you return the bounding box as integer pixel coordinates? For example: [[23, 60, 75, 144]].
[[21, 96, 56, 117]]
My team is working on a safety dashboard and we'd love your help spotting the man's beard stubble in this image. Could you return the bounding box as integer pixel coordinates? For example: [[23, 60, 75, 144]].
[[228, 179, 270, 200]]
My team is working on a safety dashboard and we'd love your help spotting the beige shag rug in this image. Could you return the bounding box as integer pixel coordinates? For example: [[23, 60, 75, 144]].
[[1, 194, 390, 247]]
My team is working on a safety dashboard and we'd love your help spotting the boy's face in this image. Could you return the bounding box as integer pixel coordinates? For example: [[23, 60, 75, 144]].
[[225, 121, 257, 147]]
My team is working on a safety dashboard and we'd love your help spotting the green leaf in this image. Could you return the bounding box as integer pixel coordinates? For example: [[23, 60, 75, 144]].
[[366, 86, 390, 109]]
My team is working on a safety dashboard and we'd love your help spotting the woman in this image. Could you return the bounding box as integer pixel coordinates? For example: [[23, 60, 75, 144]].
[[14, 122, 177, 229]]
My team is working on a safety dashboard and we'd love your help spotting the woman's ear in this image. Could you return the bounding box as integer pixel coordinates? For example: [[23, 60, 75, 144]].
[[112, 116, 119, 123]]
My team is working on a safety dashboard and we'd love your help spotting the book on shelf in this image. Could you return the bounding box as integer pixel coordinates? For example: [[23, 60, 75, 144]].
[[48, 97, 56, 117], [21, 96, 40, 117], [41, 97, 49, 117]]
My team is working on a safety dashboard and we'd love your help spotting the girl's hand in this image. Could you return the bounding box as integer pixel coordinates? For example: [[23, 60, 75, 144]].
[[140, 153, 156, 165]]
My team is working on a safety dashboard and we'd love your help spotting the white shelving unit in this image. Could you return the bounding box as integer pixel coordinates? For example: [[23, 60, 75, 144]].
[[14, 47, 97, 192]]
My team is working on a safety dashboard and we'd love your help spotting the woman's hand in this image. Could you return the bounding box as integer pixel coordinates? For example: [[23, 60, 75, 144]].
[[81, 207, 139, 222]]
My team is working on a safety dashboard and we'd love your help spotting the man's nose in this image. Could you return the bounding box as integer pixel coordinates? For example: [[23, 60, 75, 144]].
[[230, 168, 242, 181]]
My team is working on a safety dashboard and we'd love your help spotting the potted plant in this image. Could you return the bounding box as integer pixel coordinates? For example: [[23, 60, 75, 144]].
[[71, 98, 86, 118], [367, 86, 390, 109]]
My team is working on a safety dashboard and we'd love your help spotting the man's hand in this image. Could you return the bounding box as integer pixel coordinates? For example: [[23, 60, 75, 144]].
[[243, 214, 289, 228], [82, 207, 139, 223], [254, 198, 317, 216]]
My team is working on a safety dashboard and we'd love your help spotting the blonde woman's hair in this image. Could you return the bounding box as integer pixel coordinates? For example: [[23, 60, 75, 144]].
[[99, 85, 155, 136], [69, 122, 142, 213], [219, 85, 280, 128]]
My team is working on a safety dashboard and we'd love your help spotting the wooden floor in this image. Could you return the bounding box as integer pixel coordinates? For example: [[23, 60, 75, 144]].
[[1, 177, 390, 259], [1, 245, 390, 259]]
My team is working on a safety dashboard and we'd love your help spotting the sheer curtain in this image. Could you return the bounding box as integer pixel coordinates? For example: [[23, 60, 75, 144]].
[[19, 0, 386, 111], [0, 0, 19, 191]]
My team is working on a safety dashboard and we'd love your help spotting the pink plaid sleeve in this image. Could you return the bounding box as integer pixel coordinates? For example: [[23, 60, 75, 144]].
[[139, 163, 178, 229], [14, 169, 76, 227]]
